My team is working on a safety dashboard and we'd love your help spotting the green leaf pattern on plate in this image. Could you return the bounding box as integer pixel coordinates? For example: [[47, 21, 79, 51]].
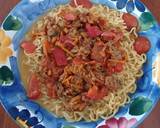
[[3, 15, 22, 31], [63, 126, 77, 128], [129, 96, 152, 116], [0, 66, 14, 85], [139, 12, 157, 31]]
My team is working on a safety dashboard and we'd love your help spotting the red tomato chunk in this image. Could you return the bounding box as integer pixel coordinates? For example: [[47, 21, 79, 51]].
[[134, 36, 151, 54], [53, 47, 68, 66]]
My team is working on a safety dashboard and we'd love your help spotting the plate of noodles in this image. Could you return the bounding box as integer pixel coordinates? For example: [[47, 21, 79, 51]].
[[0, 0, 160, 128]]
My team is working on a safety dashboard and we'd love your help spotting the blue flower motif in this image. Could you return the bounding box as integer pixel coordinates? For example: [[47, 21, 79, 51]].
[[111, 0, 146, 13]]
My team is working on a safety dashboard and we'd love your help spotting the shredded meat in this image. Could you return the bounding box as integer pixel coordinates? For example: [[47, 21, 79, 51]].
[[91, 41, 106, 62]]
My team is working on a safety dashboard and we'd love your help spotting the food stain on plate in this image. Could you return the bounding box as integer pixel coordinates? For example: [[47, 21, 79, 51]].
[[152, 53, 160, 86]]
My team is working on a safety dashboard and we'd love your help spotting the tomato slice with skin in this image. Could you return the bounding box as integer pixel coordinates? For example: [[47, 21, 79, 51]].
[[21, 41, 37, 54], [134, 36, 151, 55], [53, 47, 68, 66], [86, 24, 102, 38], [122, 13, 138, 30], [70, 0, 93, 8], [28, 73, 41, 99]]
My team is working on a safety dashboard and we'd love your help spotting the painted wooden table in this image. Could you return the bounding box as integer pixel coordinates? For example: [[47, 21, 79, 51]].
[[0, 0, 160, 128]]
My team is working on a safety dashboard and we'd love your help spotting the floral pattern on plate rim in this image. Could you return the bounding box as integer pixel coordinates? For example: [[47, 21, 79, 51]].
[[0, 0, 160, 128]]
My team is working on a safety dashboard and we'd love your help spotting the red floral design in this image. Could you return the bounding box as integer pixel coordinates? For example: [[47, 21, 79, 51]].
[[98, 117, 137, 128]]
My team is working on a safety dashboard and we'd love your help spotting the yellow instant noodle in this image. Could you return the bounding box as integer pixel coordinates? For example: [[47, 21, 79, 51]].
[[21, 5, 146, 122]]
